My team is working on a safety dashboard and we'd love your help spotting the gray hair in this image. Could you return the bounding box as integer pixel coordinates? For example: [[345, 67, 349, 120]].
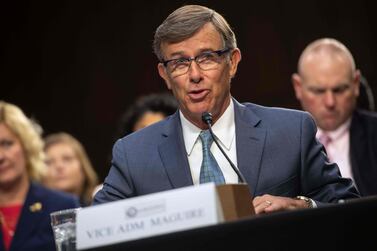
[[153, 5, 237, 62]]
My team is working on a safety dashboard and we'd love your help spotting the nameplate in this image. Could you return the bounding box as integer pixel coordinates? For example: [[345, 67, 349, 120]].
[[76, 183, 224, 250]]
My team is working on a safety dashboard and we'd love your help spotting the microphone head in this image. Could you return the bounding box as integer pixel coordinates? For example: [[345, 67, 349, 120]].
[[201, 112, 213, 125]]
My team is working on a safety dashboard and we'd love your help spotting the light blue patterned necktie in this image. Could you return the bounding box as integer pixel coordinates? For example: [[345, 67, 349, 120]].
[[199, 130, 225, 185]]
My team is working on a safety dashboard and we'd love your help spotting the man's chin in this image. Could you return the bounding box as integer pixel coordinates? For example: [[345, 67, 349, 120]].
[[320, 121, 340, 131], [187, 104, 211, 115]]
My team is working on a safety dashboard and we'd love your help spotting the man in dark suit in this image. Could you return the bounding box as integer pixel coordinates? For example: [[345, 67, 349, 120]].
[[292, 38, 377, 196], [94, 5, 359, 213]]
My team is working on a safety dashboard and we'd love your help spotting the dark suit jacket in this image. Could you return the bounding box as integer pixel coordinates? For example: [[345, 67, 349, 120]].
[[0, 182, 80, 251], [94, 99, 359, 205], [350, 109, 377, 196]]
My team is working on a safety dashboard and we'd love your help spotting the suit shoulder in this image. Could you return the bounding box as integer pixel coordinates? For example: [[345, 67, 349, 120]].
[[238, 101, 317, 142], [242, 102, 312, 120], [352, 109, 377, 139], [30, 183, 80, 209], [116, 114, 174, 146], [355, 109, 377, 123]]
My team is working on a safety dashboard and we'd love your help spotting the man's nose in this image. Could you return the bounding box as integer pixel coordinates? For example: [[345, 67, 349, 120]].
[[324, 90, 336, 108], [188, 61, 203, 83]]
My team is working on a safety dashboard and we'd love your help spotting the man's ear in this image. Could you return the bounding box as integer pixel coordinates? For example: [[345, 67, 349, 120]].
[[292, 73, 303, 100], [353, 69, 361, 97], [229, 48, 241, 78], [158, 63, 172, 90]]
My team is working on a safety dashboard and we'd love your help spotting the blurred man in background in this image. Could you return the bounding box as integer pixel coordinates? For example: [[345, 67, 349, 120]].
[[292, 38, 377, 196]]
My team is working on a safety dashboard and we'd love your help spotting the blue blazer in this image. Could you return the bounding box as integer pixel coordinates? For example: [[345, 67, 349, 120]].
[[93, 99, 359, 205], [0, 182, 80, 251]]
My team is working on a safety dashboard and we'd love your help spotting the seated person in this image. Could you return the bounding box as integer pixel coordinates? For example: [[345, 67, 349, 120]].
[[93, 5, 359, 214], [116, 92, 178, 138], [43, 132, 99, 206], [0, 101, 79, 251], [92, 92, 178, 196], [292, 38, 377, 196]]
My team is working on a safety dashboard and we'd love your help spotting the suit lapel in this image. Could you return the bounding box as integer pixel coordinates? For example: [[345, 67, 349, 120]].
[[349, 111, 370, 194], [158, 112, 193, 188], [234, 100, 266, 197], [157, 101, 267, 195], [350, 113, 363, 183], [10, 183, 45, 251]]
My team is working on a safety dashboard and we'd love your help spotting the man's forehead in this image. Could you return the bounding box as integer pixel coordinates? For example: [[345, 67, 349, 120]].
[[301, 51, 352, 75], [300, 60, 353, 85], [160, 23, 223, 57]]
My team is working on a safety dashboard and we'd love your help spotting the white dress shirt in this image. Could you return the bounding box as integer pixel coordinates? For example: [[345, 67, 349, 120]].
[[180, 99, 239, 185], [317, 118, 353, 182]]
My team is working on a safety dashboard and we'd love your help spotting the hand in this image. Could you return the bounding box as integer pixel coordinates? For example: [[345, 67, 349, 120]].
[[252, 194, 308, 214]]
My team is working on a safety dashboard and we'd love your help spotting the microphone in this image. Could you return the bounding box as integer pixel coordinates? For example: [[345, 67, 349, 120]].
[[201, 112, 246, 184]]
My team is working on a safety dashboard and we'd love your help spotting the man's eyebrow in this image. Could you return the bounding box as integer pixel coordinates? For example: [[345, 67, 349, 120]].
[[168, 51, 186, 58], [333, 83, 351, 88], [305, 85, 325, 91], [167, 47, 216, 58]]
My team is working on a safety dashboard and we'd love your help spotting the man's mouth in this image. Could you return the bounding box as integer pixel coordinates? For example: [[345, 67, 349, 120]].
[[188, 89, 209, 101]]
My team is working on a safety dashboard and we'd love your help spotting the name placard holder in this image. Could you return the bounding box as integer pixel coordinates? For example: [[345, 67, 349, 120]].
[[76, 183, 224, 250], [216, 183, 254, 221]]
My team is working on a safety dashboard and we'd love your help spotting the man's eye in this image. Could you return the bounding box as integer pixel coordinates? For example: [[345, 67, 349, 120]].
[[332, 85, 350, 94], [170, 59, 190, 70], [309, 89, 325, 95], [197, 53, 215, 62], [173, 58, 189, 64]]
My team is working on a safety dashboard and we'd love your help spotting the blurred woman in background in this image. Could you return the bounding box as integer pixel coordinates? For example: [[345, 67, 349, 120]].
[[43, 132, 98, 206], [116, 92, 178, 138], [0, 101, 79, 251], [92, 92, 178, 197]]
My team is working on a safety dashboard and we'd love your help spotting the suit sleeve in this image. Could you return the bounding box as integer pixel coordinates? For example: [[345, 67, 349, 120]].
[[299, 112, 360, 204], [92, 139, 135, 205]]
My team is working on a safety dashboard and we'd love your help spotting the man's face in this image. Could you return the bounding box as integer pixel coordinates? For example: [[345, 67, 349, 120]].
[[293, 54, 360, 131], [158, 23, 241, 128]]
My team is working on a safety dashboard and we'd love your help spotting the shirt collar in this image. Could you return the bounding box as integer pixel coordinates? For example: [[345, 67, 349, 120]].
[[180, 99, 235, 155], [317, 117, 352, 141]]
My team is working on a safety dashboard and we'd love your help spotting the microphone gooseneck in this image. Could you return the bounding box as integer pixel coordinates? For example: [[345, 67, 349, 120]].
[[201, 112, 246, 184]]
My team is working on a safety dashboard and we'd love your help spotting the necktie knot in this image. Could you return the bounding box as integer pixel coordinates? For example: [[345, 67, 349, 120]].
[[200, 130, 213, 149]]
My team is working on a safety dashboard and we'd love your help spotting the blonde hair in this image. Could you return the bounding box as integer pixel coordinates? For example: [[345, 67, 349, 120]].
[[44, 132, 99, 205], [0, 100, 46, 182]]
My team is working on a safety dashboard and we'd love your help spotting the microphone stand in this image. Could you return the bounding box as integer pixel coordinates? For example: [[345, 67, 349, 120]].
[[202, 112, 247, 184]]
